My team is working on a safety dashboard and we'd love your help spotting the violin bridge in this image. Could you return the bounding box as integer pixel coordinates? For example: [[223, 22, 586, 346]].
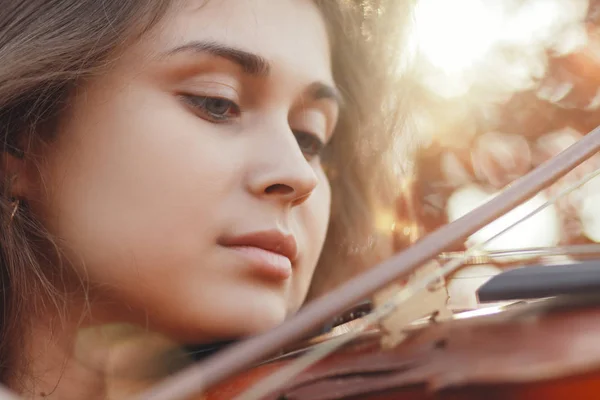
[[373, 260, 451, 349]]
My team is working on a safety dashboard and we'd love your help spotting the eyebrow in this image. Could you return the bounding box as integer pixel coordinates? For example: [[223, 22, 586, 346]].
[[311, 82, 344, 109], [164, 40, 343, 107], [164, 40, 270, 76]]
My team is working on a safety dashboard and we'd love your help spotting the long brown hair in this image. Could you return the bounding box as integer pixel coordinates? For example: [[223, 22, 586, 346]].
[[0, 0, 414, 381], [0, 0, 172, 380], [310, 0, 415, 298]]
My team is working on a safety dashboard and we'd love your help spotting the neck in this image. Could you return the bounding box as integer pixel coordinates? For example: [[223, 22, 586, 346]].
[[7, 309, 105, 400], [5, 302, 190, 400]]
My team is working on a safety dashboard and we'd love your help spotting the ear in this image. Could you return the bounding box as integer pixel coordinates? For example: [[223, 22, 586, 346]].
[[1, 148, 35, 200]]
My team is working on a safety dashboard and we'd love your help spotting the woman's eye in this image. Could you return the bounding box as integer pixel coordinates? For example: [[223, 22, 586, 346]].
[[182, 95, 240, 122], [294, 131, 325, 161]]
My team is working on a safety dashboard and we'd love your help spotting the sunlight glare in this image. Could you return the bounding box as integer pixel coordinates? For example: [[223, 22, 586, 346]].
[[415, 0, 503, 74], [413, 0, 589, 97]]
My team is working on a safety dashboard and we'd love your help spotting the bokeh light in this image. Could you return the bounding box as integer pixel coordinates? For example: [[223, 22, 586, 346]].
[[413, 0, 589, 98], [414, 0, 504, 74]]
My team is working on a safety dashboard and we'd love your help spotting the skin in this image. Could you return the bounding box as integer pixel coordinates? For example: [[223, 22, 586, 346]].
[[9, 0, 339, 397]]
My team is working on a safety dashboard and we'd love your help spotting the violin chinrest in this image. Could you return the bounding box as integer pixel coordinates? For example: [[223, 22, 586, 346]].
[[477, 260, 600, 302]]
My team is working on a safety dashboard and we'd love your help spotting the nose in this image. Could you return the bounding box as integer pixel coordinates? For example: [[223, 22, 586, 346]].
[[247, 127, 319, 207]]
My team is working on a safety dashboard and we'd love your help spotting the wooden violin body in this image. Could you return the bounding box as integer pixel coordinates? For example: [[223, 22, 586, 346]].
[[205, 295, 600, 399]]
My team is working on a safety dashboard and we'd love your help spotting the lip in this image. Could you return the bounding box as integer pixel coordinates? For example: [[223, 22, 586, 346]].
[[219, 230, 298, 261], [218, 230, 298, 280]]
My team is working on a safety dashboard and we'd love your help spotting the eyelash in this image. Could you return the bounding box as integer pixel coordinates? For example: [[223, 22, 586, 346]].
[[181, 95, 241, 122], [293, 131, 326, 161], [181, 94, 326, 160]]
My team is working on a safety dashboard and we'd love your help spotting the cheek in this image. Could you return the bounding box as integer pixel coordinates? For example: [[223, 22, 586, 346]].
[[289, 169, 331, 308], [300, 169, 331, 260], [309, 170, 332, 247], [37, 84, 235, 288]]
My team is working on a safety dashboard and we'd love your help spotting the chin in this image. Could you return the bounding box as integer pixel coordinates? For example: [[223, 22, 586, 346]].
[[217, 299, 289, 339], [150, 296, 289, 345], [241, 305, 288, 335]]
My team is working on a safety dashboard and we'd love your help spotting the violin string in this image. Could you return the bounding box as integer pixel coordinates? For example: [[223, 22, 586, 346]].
[[440, 243, 600, 261], [232, 167, 600, 400]]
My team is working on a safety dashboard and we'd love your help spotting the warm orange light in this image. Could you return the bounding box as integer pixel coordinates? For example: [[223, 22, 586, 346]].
[[413, 0, 589, 98]]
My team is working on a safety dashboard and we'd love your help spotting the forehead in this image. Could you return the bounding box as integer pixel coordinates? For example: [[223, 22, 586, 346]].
[[151, 0, 333, 83]]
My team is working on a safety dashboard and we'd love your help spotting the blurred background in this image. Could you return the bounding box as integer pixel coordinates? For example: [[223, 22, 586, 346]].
[[391, 0, 600, 309]]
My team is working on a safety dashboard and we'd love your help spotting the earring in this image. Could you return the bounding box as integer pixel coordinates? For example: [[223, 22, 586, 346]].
[[8, 198, 19, 226]]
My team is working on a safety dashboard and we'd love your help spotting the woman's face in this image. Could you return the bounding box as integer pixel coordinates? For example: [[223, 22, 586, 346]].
[[26, 0, 338, 343]]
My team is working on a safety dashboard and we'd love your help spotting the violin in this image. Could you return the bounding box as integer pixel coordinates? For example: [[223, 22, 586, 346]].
[[133, 123, 600, 400], [201, 244, 600, 400], [205, 294, 600, 400]]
